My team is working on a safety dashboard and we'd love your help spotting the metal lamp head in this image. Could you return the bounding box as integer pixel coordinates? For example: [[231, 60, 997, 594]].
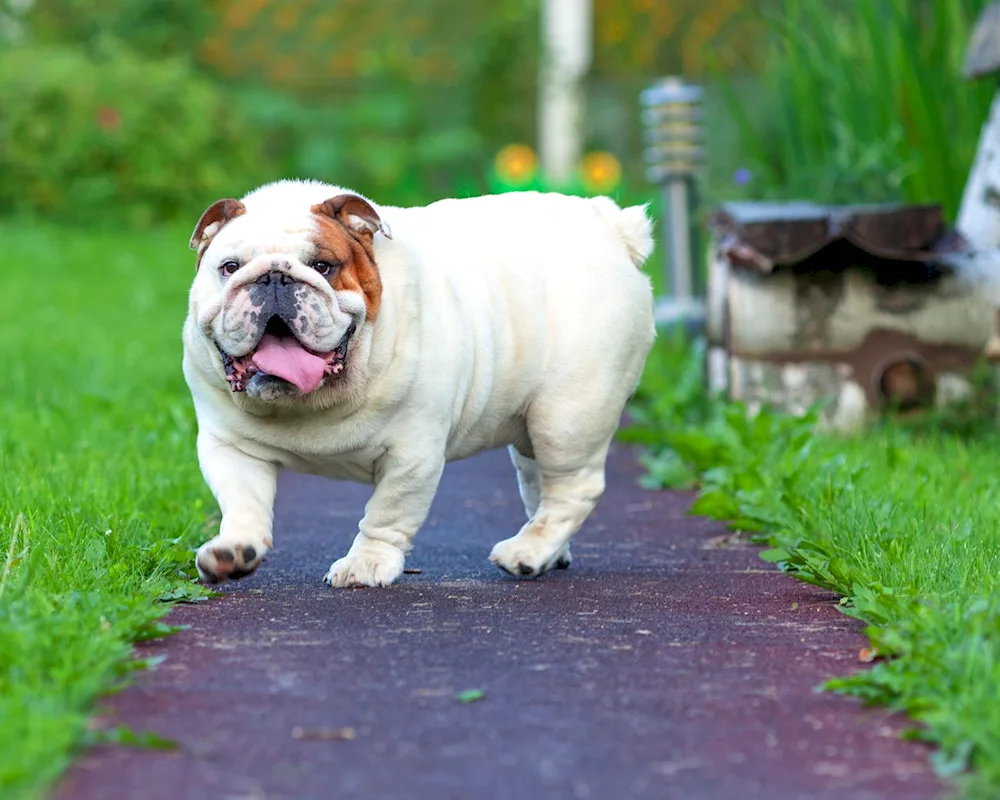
[[641, 77, 704, 183]]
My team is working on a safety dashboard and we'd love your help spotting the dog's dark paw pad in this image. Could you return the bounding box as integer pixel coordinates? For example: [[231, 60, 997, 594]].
[[229, 566, 257, 580], [554, 556, 571, 570], [199, 567, 224, 584], [196, 543, 263, 584], [517, 563, 536, 576]]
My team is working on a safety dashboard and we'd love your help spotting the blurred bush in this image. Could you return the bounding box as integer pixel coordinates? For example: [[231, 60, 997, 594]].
[[234, 85, 485, 207], [593, 0, 769, 77], [0, 44, 261, 225], [2, 0, 547, 215], [4, 0, 987, 225], [20, 0, 214, 58], [201, 0, 541, 205]]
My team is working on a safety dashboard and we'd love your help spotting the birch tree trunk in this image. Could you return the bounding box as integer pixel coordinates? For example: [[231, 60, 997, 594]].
[[538, 0, 592, 186], [958, 91, 1000, 249]]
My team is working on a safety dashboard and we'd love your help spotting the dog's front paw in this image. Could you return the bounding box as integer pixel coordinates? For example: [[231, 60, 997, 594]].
[[196, 538, 266, 584], [323, 538, 404, 588], [489, 535, 571, 578]]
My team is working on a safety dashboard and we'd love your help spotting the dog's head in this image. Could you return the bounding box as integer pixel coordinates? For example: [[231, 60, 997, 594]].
[[187, 182, 391, 403]]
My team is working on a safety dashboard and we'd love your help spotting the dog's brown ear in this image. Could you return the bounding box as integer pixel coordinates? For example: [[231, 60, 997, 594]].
[[312, 194, 392, 240], [189, 198, 246, 256]]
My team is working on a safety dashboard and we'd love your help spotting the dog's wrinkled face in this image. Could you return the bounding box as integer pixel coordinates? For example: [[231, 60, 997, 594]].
[[188, 193, 390, 402]]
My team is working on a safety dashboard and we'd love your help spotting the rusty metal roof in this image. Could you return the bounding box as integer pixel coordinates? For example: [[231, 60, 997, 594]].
[[965, 1, 1000, 79], [710, 201, 965, 275]]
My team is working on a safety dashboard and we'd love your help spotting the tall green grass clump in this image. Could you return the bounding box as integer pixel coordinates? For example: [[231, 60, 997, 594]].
[[719, 0, 995, 218]]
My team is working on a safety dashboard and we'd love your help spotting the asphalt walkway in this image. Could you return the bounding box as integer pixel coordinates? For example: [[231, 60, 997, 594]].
[[58, 446, 942, 800]]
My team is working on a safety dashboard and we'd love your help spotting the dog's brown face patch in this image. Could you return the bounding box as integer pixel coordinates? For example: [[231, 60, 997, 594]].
[[310, 198, 383, 321]]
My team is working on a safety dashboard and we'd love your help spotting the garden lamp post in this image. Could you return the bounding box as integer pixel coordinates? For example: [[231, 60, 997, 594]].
[[641, 77, 705, 330]]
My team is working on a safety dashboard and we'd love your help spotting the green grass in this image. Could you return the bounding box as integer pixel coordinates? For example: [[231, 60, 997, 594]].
[[7, 215, 1000, 800], [626, 337, 1000, 798], [0, 222, 213, 799]]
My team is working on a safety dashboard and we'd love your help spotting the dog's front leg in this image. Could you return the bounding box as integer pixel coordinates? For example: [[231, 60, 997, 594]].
[[194, 428, 278, 584], [324, 451, 445, 588]]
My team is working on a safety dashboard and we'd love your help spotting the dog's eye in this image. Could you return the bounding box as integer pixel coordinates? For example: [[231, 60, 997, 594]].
[[219, 260, 241, 276], [311, 261, 340, 276]]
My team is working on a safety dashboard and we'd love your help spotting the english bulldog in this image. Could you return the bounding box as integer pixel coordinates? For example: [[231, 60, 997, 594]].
[[183, 180, 656, 588]]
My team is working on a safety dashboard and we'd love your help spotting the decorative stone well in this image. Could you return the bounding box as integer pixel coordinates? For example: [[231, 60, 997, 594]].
[[705, 202, 1000, 431]]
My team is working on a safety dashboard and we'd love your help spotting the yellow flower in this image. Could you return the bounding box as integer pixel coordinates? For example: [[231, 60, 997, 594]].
[[494, 144, 537, 184], [580, 151, 622, 192]]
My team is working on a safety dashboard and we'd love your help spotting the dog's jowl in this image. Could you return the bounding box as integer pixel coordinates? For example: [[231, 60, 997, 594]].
[[182, 180, 656, 588]]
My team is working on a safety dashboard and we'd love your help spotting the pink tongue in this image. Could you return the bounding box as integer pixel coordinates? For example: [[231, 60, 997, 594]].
[[251, 334, 328, 394]]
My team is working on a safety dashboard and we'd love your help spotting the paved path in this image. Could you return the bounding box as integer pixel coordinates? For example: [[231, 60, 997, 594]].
[[59, 447, 942, 800]]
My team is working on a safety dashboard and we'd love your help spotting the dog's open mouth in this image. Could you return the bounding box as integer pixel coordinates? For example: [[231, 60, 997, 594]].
[[218, 317, 355, 394]]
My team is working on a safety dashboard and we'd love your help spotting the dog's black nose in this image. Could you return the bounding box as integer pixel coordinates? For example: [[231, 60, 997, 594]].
[[255, 271, 295, 286]]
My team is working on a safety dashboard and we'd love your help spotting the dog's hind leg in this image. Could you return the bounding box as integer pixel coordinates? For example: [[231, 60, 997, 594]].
[[490, 393, 622, 578], [506, 443, 575, 571], [508, 444, 542, 519], [490, 446, 607, 577]]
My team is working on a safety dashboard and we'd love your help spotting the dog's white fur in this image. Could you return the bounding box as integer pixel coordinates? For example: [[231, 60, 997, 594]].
[[183, 180, 656, 587]]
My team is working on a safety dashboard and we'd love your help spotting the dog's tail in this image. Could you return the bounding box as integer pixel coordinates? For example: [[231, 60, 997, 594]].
[[591, 196, 655, 269]]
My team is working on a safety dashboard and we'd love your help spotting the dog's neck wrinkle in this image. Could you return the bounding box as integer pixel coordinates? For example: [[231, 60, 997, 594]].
[[359, 281, 410, 396], [320, 259, 424, 427]]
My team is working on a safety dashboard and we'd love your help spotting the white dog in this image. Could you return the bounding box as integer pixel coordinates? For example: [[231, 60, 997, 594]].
[[182, 180, 655, 588]]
